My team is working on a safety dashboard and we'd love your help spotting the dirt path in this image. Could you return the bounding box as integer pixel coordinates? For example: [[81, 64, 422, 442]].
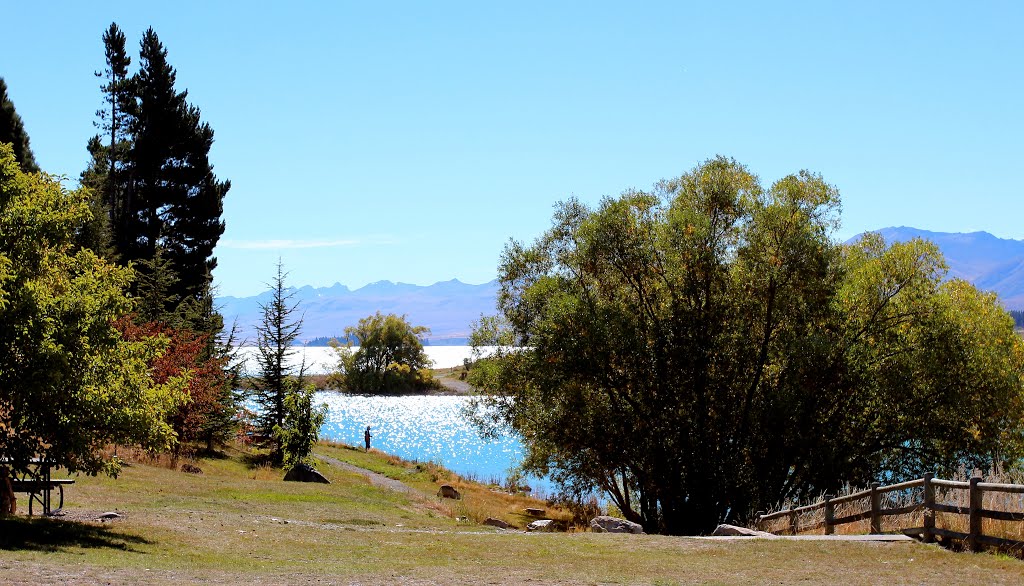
[[315, 452, 422, 496], [434, 376, 474, 394]]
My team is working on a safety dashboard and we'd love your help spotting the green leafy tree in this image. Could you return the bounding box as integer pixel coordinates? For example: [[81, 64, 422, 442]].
[[276, 383, 328, 471], [0, 77, 39, 174], [333, 312, 434, 394], [469, 156, 1024, 535], [252, 261, 305, 462], [0, 146, 185, 512]]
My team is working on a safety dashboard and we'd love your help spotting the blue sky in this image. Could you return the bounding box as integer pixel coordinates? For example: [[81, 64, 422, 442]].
[[3, 1, 1021, 297]]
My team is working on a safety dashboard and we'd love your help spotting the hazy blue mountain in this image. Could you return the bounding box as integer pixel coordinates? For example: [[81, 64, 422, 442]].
[[850, 227, 1024, 309], [218, 228, 1023, 345], [217, 279, 499, 345]]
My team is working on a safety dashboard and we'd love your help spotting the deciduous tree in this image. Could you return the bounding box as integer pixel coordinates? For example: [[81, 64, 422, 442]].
[[0, 146, 184, 513], [333, 313, 434, 394], [277, 384, 327, 471], [469, 156, 1024, 535]]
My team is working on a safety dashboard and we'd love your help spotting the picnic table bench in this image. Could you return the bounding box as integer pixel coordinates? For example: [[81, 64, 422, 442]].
[[7, 460, 75, 516]]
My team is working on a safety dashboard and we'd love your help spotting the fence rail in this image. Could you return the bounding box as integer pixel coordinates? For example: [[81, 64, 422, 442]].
[[755, 473, 1024, 552]]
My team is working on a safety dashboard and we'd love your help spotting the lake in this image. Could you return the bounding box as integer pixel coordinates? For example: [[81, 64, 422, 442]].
[[238, 345, 490, 374], [237, 346, 550, 493], [315, 392, 552, 494]]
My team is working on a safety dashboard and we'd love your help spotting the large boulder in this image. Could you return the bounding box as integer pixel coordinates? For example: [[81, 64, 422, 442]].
[[710, 524, 778, 538], [283, 463, 331, 484], [590, 515, 645, 534], [526, 519, 556, 532], [437, 484, 462, 499], [483, 517, 511, 529]]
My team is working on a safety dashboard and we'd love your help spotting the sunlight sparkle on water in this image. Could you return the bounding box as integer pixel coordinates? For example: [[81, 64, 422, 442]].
[[316, 393, 548, 492]]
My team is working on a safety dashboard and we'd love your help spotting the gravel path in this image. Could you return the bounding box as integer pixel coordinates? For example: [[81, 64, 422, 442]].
[[315, 452, 422, 496], [434, 376, 474, 394]]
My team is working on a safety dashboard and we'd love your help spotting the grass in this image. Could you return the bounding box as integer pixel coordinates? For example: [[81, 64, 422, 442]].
[[316, 441, 573, 529], [3, 444, 1024, 584]]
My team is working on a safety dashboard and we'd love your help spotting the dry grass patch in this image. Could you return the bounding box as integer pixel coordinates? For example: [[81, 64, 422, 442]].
[[316, 441, 574, 529]]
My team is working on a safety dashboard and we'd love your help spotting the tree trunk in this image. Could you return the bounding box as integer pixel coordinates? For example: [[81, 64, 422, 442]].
[[0, 467, 16, 516]]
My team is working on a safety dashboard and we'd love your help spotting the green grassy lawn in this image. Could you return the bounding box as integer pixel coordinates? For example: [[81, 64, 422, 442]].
[[2, 445, 1023, 585]]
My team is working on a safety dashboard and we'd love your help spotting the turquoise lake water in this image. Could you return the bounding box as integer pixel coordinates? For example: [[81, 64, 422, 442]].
[[315, 392, 552, 494]]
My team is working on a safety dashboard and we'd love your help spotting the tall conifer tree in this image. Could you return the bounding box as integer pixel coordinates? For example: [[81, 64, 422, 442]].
[[0, 77, 39, 174], [252, 261, 306, 462], [131, 28, 229, 307], [85, 24, 230, 330], [81, 22, 134, 258]]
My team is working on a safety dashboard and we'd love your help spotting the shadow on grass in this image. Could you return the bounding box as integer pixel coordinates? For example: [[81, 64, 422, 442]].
[[241, 450, 278, 470], [194, 446, 231, 460], [0, 516, 152, 553]]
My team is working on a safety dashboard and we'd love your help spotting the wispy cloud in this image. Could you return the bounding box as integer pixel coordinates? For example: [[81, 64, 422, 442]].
[[220, 237, 393, 250]]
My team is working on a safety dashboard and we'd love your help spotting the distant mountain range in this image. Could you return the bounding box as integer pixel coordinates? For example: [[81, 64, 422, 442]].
[[850, 227, 1024, 310], [215, 228, 1024, 344], [216, 279, 499, 345]]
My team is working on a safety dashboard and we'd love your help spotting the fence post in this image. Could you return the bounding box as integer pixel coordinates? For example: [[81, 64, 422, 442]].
[[823, 495, 834, 535], [869, 482, 881, 534], [922, 473, 934, 543], [755, 511, 765, 532], [789, 507, 798, 536], [968, 476, 983, 552]]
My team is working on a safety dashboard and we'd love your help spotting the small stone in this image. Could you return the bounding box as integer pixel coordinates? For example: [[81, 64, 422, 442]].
[[524, 507, 545, 516]]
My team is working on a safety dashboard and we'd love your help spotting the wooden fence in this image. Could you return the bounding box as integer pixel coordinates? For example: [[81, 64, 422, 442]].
[[755, 473, 1024, 551]]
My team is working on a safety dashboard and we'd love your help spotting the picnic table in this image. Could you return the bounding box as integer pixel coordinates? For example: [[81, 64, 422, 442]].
[[7, 459, 75, 516]]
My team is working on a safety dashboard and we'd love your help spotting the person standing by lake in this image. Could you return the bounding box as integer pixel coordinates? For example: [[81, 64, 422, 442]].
[[364, 426, 372, 451]]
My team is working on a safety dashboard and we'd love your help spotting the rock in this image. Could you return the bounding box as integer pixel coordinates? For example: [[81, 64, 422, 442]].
[[710, 524, 778, 538], [181, 463, 203, 475], [283, 463, 331, 484], [524, 507, 545, 516], [590, 515, 645, 534], [526, 519, 556, 532], [483, 517, 510, 529], [437, 484, 461, 499], [96, 511, 121, 521]]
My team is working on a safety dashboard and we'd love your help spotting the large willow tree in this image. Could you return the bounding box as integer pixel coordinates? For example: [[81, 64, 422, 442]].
[[469, 157, 1024, 535]]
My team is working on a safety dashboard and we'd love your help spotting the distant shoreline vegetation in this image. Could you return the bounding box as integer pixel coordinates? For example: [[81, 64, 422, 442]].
[[1011, 309, 1024, 329], [302, 335, 471, 347]]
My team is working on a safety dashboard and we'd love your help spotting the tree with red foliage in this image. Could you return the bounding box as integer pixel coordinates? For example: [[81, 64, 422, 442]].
[[117, 318, 238, 453]]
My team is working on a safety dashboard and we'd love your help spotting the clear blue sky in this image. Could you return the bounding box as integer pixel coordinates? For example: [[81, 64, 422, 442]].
[[3, 1, 1021, 297]]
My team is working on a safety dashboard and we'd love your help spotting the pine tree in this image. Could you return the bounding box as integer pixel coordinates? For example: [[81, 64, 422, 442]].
[[252, 261, 305, 462], [84, 25, 230, 328], [131, 28, 229, 307], [134, 246, 179, 324], [201, 319, 245, 451], [81, 22, 133, 259], [0, 77, 40, 174]]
